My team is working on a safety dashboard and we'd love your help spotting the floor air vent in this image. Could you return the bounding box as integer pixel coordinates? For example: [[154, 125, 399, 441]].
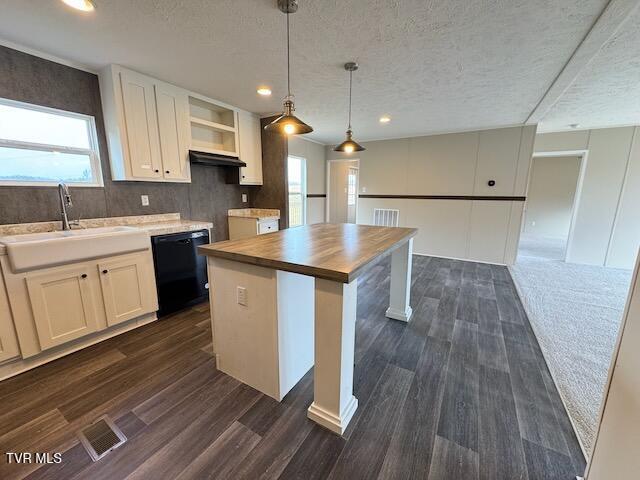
[[78, 415, 127, 462]]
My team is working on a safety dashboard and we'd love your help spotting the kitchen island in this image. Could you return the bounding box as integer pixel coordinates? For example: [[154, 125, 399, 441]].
[[198, 223, 417, 434]]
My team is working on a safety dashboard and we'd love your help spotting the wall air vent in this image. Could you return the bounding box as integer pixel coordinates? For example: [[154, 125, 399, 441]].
[[373, 208, 400, 227]]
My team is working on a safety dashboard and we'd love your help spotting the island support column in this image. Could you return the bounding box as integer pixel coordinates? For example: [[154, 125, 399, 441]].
[[386, 238, 413, 322], [308, 278, 359, 435]]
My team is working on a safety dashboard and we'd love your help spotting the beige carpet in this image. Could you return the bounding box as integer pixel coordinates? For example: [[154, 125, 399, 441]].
[[510, 235, 633, 454]]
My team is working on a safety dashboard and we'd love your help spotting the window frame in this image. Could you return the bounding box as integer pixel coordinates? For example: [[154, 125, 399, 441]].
[[0, 97, 104, 187]]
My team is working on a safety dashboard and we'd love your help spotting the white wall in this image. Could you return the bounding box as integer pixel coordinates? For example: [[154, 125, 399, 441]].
[[328, 125, 537, 265], [523, 156, 581, 238], [586, 252, 640, 479], [534, 127, 640, 269], [288, 136, 326, 224]]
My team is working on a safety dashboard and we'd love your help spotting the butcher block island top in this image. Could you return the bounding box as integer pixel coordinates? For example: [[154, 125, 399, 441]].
[[198, 223, 417, 283]]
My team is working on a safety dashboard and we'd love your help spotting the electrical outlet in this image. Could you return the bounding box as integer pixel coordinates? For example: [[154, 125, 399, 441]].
[[361, 186, 367, 193], [242, 193, 248, 203], [237, 286, 247, 306], [141, 195, 149, 206]]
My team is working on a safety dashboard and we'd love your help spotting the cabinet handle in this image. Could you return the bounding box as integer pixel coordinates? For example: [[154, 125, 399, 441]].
[[81, 274, 87, 279], [155, 169, 160, 173], [102, 269, 109, 274], [166, 170, 170, 174], [242, 175, 245, 178]]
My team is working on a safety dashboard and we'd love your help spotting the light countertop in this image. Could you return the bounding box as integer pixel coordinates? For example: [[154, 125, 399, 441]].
[[0, 213, 212, 255], [228, 208, 280, 221]]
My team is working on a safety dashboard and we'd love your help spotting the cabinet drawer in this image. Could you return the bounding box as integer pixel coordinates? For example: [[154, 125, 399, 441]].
[[258, 220, 279, 235]]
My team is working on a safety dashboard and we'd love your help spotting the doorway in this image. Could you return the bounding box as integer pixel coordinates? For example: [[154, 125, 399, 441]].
[[287, 155, 306, 227], [520, 155, 582, 261], [326, 159, 359, 223]]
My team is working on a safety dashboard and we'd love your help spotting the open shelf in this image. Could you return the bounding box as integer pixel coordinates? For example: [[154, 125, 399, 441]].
[[190, 116, 236, 133], [188, 96, 237, 156], [189, 97, 236, 128]]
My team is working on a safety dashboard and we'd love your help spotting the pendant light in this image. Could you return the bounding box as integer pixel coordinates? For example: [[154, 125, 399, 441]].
[[265, 0, 313, 135], [334, 62, 365, 153]]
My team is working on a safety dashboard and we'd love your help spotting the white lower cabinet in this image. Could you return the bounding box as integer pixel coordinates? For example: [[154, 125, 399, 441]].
[[98, 254, 156, 327], [3, 250, 158, 357], [25, 264, 100, 350]]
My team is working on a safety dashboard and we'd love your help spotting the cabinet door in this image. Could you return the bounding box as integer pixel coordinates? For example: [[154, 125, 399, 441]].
[[155, 82, 191, 182], [26, 265, 99, 350], [98, 254, 157, 327], [120, 69, 163, 179], [237, 110, 263, 185], [0, 269, 20, 362]]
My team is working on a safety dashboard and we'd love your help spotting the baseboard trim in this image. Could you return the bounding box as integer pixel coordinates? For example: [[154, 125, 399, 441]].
[[308, 396, 358, 435], [385, 306, 413, 322]]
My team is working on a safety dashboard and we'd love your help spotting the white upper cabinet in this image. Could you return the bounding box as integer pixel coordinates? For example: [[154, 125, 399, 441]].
[[237, 110, 263, 185], [155, 82, 191, 181], [100, 65, 191, 182], [100, 65, 262, 184], [119, 69, 164, 179]]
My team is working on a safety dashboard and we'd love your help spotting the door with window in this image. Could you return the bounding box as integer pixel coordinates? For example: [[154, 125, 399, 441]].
[[288, 156, 307, 227]]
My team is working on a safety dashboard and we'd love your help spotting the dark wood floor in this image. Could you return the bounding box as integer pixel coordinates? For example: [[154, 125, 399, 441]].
[[0, 255, 586, 480]]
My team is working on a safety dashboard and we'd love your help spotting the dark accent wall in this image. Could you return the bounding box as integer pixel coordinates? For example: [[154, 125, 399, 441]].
[[0, 45, 250, 241], [251, 116, 289, 228]]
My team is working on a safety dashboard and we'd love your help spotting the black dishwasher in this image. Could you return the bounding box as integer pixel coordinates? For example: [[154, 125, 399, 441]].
[[151, 229, 209, 317]]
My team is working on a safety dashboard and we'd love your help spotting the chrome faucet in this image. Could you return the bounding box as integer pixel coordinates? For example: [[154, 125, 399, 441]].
[[58, 183, 73, 231]]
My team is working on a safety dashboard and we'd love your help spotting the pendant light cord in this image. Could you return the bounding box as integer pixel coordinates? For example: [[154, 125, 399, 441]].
[[286, 11, 291, 98], [348, 69, 353, 130]]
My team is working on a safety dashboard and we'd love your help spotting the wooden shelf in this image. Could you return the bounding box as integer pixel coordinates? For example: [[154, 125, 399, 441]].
[[190, 117, 236, 133], [190, 144, 238, 157]]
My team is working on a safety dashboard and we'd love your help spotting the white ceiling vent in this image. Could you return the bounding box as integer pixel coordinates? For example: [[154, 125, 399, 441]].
[[373, 208, 399, 227]]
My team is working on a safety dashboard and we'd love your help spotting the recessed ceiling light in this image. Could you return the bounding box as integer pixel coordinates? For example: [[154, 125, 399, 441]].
[[257, 87, 272, 96], [61, 0, 95, 12], [379, 115, 391, 124]]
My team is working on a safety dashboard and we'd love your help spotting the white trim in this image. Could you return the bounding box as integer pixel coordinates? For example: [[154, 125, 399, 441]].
[[325, 158, 360, 223], [0, 97, 103, 187], [0, 37, 97, 74], [584, 248, 640, 476]]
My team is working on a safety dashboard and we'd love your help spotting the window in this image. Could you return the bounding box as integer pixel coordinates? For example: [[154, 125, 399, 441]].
[[347, 167, 357, 206], [287, 155, 307, 227], [0, 98, 103, 186]]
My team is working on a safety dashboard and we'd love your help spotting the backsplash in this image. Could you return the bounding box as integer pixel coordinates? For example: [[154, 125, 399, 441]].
[[0, 45, 250, 242]]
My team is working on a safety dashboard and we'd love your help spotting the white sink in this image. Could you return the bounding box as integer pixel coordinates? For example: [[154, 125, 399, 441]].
[[0, 226, 150, 273]]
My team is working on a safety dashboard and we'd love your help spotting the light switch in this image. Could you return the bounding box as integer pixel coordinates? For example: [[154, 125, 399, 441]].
[[242, 193, 248, 203], [141, 195, 149, 206], [237, 286, 247, 306]]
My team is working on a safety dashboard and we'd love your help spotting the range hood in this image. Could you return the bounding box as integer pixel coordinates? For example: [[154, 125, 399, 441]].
[[189, 150, 246, 167]]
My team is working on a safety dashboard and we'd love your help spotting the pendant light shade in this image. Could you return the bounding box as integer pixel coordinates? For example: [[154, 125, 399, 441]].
[[334, 130, 365, 153], [265, 0, 313, 135], [264, 98, 313, 135], [334, 62, 365, 153]]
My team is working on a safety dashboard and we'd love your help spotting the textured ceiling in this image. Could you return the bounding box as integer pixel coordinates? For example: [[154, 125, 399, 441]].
[[538, 4, 640, 132], [0, 0, 628, 143]]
